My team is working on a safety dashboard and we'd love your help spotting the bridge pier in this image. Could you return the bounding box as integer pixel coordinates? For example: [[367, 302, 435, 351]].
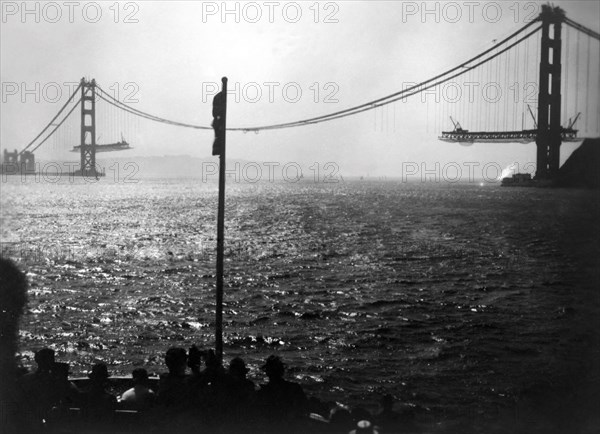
[[3, 149, 19, 165], [535, 5, 565, 180], [0, 149, 34, 174], [75, 78, 101, 177], [19, 151, 35, 173]]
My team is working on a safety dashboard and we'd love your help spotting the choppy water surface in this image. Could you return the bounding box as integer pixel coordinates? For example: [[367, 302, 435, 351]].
[[2, 177, 599, 428]]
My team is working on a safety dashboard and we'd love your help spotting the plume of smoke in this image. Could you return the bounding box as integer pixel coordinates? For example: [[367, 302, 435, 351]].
[[498, 162, 519, 180]]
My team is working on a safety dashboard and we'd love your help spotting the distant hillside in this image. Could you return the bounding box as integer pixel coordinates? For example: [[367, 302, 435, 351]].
[[558, 138, 600, 188], [89, 155, 334, 182]]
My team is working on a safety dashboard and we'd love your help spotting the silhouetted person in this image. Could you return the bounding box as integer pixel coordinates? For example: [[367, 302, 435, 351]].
[[80, 363, 116, 427], [0, 258, 27, 434], [227, 357, 255, 395], [200, 349, 226, 383], [193, 349, 228, 426], [157, 347, 189, 410], [51, 362, 80, 406], [257, 355, 309, 431], [222, 357, 256, 426], [187, 345, 202, 375], [119, 368, 156, 411], [18, 348, 60, 430], [45, 362, 80, 430]]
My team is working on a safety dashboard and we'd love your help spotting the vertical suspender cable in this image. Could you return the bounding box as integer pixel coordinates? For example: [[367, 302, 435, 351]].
[[575, 31, 580, 115], [439, 85, 443, 132], [472, 68, 475, 129], [494, 55, 498, 130], [534, 32, 539, 125], [497, 55, 508, 131], [468, 69, 472, 129], [513, 45, 529, 131], [564, 26, 569, 126], [503, 50, 507, 130], [478, 65, 482, 130], [442, 84, 446, 132], [435, 85, 439, 134], [486, 56, 490, 130], [523, 39, 529, 129], [496, 54, 501, 130], [585, 35, 591, 133], [434, 88, 437, 133], [515, 43, 520, 130]]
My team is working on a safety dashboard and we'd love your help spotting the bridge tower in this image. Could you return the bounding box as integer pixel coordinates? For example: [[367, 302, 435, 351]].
[[535, 5, 565, 180], [79, 78, 98, 177]]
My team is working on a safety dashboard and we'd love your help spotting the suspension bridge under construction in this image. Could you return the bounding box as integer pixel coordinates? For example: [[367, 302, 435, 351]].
[[1, 5, 599, 183]]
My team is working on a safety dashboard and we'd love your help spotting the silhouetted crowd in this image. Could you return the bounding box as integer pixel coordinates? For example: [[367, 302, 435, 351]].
[[11, 346, 415, 434]]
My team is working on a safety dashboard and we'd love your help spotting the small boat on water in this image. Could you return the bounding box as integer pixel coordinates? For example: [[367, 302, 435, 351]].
[[501, 173, 535, 186]]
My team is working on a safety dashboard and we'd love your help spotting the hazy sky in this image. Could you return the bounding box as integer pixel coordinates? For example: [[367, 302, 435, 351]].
[[1, 1, 599, 177]]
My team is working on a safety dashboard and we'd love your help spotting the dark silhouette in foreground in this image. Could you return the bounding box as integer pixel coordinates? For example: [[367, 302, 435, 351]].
[[222, 356, 256, 425], [9, 346, 425, 434], [0, 257, 28, 434], [256, 355, 309, 431], [119, 368, 156, 411], [18, 348, 58, 426], [80, 363, 117, 426], [157, 347, 189, 411]]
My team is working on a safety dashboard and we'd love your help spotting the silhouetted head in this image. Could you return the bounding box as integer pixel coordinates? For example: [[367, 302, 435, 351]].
[[261, 355, 285, 380], [165, 347, 187, 375], [34, 348, 55, 372], [229, 357, 249, 379], [132, 368, 149, 385], [88, 362, 110, 384], [187, 345, 202, 373], [205, 349, 220, 370]]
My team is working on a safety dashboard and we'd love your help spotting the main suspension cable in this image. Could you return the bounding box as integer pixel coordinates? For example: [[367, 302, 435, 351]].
[[94, 20, 540, 133], [19, 82, 82, 154]]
